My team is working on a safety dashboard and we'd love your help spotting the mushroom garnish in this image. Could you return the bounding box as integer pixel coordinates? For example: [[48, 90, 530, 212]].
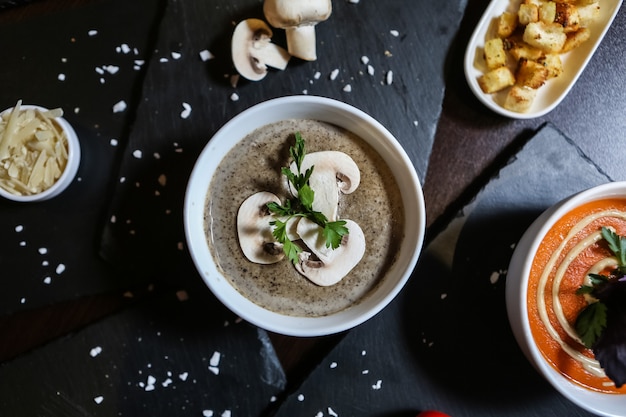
[[295, 218, 366, 286], [263, 0, 332, 61], [237, 191, 287, 264], [288, 150, 360, 221], [231, 18, 291, 81]]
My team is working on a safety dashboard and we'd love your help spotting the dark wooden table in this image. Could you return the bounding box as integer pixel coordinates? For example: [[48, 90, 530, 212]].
[[1, 0, 625, 409]]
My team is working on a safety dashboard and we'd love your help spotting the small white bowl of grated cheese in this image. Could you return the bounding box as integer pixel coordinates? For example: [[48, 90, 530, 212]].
[[0, 101, 81, 202]]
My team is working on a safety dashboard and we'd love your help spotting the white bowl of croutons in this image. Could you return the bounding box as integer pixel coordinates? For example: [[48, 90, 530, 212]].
[[464, 0, 623, 118], [0, 101, 81, 202]]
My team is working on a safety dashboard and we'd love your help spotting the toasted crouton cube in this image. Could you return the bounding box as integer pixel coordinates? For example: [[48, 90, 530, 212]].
[[538, 54, 563, 78], [507, 38, 545, 61], [478, 66, 516, 94], [484, 38, 507, 69], [504, 85, 537, 112], [498, 12, 518, 38], [519, 4, 539, 25], [578, 3, 600, 27], [523, 22, 566, 52], [539, 1, 556, 23], [555, 3, 580, 32], [516, 58, 549, 88], [561, 27, 591, 52]]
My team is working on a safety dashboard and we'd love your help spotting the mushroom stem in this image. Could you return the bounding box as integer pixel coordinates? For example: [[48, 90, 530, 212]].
[[285, 24, 317, 61], [253, 37, 291, 70]]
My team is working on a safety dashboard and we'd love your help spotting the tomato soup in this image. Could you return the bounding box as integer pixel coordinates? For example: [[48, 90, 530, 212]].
[[528, 198, 626, 394]]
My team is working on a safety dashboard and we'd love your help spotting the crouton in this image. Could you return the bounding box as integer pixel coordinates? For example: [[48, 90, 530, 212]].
[[504, 85, 537, 112], [484, 38, 507, 69], [538, 54, 563, 78], [539, 1, 556, 24], [498, 11, 518, 38], [523, 21, 567, 52], [519, 4, 539, 25], [478, 66, 516, 94], [516, 58, 550, 88], [561, 27, 591, 52], [578, 3, 600, 27], [555, 2, 580, 32], [507, 38, 545, 61]]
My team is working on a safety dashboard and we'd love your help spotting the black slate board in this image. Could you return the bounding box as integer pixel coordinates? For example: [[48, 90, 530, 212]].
[[98, 0, 468, 275], [270, 124, 619, 416], [0, 0, 162, 314], [0, 286, 286, 417]]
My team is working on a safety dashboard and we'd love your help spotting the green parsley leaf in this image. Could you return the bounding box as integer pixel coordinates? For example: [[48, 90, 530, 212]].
[[575, 301, 608, 348], [601, 226, 626, 268], [323, 220, 349, 249]]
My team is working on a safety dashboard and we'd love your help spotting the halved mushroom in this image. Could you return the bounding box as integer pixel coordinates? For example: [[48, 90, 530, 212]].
[[231, 18, 291, 81], [289, 150, 360, 221], [237, 191, 285, 264], [263, 0, 332, 61], [295, 218, 365, 286]]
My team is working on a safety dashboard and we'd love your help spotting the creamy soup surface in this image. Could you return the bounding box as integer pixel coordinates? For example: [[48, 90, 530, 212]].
[[204, 119, 405, 317]]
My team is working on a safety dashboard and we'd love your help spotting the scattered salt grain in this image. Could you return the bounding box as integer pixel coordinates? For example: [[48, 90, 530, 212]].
[[19, 241, 26, 247], [328, 407, 339, 417], [362, 369, 369, 374], [221, 411, 231, 417], [179, 372, 189, 381], [144, 375, 156, 391], [329, 69, 339, 80], [110, 138, 118, 146], [56, 264, 66, 274], [490, 271, 500, 284], [203, 411, 214, 417], [390, 30, 400, 37], [413, 120, 419, 127], [180, 102, 192, 119], [171, 52, 182, 60], [42, 261, 49, 266], [441, 293, 448, 300], [330, 362, 337, 368], [43, 277, 52, 285], [162, 378, 173, 387], [103, 65, 119, 74], [348, 0, 360, 3], [20, 297, 26, 304], [297, 394, 305, 401], [74, 107, 80, 114], [361, 350, 367, 356], [96, 67, 104, 75], [159, 57, 169, 63], [230, 93, 239, 101], [112, 100, 127, 113], [118, 44, 132, 54], [199, 49, 215, 61], [90, 346, 103, 357], [315, 413, 323, 417], [314, 71, 321, 80], [57, 74, 66, 81], [372, 380, 383, 390], [210, 351, 221, 367], [94, 396, 104, 404], [361, 56, 370, 65], [133, 150, 143, 159], [342, 84, 352, 92], [88, 30, 98, 36], [386, 70, 393, 85], [15, 225, 23, 232]]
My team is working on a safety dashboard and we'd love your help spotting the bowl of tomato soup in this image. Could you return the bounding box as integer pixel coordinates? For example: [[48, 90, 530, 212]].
[[507, 181, 626, 416]]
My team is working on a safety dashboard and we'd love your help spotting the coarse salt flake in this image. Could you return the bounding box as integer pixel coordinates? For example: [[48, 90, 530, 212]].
[[372, 379, 383, 390], [330, 362, 337, 368], [171, 52, 182, 60], [297, 394, 305, 401], [58, 74, 66, 81], [203, 411, 214, 417], [386, 70, 393, 85], [38, 247, 48, 255], [367, 65, 375, 76], [90, 346, 103, 357], [159, 57, 168, 63], [180, 102, 192, 119], [330, 69, 339, 80], [343, 84, 352, 92], [105, 65, 119, 74], [361, 56, 370, 65], [133, 150, 143, 159], [15, 225, 23, 232], [112, 100, 127, 113], [119, 44, 131, 54], [314, 71, 321, 80], [88, 30, 98, 36], [390, 30, 400, 37], [349, 0, 360, 3], [199, 49, 214, 61], [110, 138, 118, 146], [328, 407, 339, 417], [221, 411, 231, 417], [94, 396, 104, 404], [43, 277, 52, 284], [210, 351, 221, 367], [230, 93, 239, 101], [56, 264, 66, 274], [209, 366, 219, 375], [490, 271, 500, 284], [179, 372, 189, 381]]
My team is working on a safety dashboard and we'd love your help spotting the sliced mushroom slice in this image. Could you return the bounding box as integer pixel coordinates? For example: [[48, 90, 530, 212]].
[[289, 150, 360, 221], [231, 18, 291, 81], [295, 218, 365, 286], [237, 191, 285, 264]]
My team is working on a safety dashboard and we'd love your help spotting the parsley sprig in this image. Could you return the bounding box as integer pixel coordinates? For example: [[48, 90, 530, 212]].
[[267, 132, 349, 264], [575, 226, 626, 388]]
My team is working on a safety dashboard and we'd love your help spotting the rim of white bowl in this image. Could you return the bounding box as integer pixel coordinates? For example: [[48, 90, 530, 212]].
[[0, 105, 81, 202], [509, 181, 626, 416], [184, 95, 426, 337]]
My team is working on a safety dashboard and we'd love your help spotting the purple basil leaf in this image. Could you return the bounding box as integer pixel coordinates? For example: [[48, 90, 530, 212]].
[[592, 280, 626, 388]]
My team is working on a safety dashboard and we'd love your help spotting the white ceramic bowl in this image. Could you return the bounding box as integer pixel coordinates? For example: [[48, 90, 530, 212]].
[[184, 95, 426, 337], [0, 104, 80, 202], [506, 181, 626, 416]]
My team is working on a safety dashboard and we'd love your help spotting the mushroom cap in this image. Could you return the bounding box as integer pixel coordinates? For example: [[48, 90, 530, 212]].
[[231, 18, 290, 81], [295, 218, 366, 286], [237, 191, 285, 264], [289, 150, 361, 221], [263, 0, 332, 28]]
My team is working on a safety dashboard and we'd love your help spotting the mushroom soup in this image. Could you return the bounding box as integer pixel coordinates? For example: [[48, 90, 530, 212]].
[[204, 119, 405, 317]]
